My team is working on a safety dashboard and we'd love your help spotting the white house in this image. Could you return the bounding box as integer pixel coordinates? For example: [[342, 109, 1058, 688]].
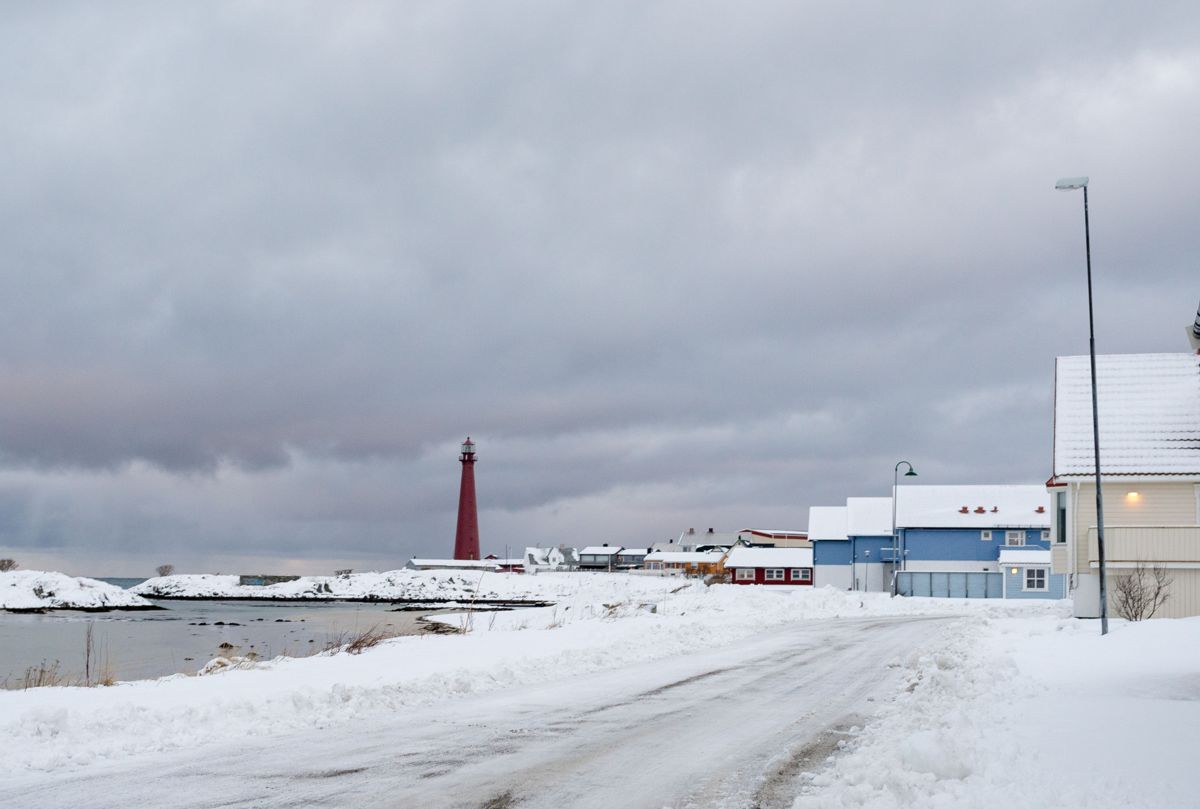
[[1049, 352, 1200, 618]]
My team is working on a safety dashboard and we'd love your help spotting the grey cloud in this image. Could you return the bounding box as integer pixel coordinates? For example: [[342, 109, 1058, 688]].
[[1, 1, 1198, 571]]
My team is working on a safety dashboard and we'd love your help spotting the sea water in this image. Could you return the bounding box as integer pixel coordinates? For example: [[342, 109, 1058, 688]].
[[0, 598, 430, 685]]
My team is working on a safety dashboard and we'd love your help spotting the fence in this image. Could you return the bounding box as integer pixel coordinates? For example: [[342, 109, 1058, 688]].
[[895, 571, 1003, 599]]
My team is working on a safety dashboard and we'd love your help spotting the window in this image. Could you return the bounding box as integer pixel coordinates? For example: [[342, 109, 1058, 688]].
[[980, 530, 992, 541], [1024, 568, 1047, 591], [1041, 530, 1050, 541], [791, 568, 812, 582], [1056, 491, 1068, 544], [765, 568, 785, 581], [736, 568, 755, 581], [1005, 530, 1026, 546]]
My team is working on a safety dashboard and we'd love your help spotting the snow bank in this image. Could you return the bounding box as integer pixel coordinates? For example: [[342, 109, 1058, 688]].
[[131, 569, 688, 603], [0, 585, 1056, 773], [1, 571, 154, 611], [794, 615, 1200, 809]]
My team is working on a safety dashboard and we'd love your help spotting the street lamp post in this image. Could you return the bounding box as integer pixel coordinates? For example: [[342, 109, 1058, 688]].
[[891, 461, 917, 596], [1056, 176, 1108, 636]]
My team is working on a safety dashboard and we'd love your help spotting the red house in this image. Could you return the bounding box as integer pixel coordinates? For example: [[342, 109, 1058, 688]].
[[724, 547, 814, 585]]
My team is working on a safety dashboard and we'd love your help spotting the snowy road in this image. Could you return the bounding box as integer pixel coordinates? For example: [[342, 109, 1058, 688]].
[[5, 615, 951, 809]]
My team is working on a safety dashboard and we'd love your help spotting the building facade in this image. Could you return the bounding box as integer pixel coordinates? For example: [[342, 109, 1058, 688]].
[[1049, 353, 1200, 619]]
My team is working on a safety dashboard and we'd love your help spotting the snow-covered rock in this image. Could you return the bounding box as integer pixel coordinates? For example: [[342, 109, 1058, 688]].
[[0, 571, 154, 611], [131, 569, 688, 603]]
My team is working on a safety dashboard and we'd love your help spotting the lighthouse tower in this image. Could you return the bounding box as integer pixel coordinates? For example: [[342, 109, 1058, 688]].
[[452, 437, 481, 561]]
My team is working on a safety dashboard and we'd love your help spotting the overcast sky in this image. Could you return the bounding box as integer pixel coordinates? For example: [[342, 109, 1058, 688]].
[[2, 2, 1198, 575]]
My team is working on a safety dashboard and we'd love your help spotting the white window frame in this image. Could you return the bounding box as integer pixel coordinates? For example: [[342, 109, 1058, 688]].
[[736, 567, 755, 581], [1023, 567, 1048, 591], [791, 568, 812, 582], [980, 530, 992, 541], [1041, 530, 1050, 541], [1005, 530, 1026, 546], [764, 568, 785, 581]]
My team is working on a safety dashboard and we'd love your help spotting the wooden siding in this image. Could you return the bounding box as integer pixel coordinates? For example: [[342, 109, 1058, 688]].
[[1071, 482, 1199, 574], [1087, 526, 1200, 564], [1099, 568, 1200, 619]]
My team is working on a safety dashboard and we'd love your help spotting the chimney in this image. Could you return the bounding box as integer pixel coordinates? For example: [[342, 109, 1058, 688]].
[[959, 506, 969, 514], [707, 528, 714, 534], [1189, 297, 1200, 352], [991, 506, 998, 513], [974, 507, 986, 514], [688, 528, 695, 535], [1036, 506, 1046, 513]]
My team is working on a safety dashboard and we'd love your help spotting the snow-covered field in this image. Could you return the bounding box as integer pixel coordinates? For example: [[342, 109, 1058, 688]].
[[0, 578, 1045, 774], [1, 575, 1195, 808], [0, 571, 154, 611]]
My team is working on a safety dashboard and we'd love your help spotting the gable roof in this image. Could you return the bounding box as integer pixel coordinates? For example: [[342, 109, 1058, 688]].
[[807, 506, 849, 541], [845, 497, 893, 536], [895, 485, 1050, 529], [579, 546, 620, 556], [1054, 353, 1200, 477], [724, 547, 813, 568]]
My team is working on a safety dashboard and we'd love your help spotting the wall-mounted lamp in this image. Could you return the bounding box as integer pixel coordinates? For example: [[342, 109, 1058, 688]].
[[1010, 567, 1019, 575], [1125, 491, 1141, 503]]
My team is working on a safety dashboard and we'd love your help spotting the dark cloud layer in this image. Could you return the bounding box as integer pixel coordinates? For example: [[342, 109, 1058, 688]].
[[2, 2, 1198, 573]]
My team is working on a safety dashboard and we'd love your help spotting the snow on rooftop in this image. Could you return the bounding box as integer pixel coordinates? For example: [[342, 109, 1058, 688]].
[[998, 548, 1052, 566], [1054, 353, 1200, 477], [580, 546, 620, 556], [407, 558, 500, 569], [845, 497, 893, 536], [807, 506, 849, 541], [895, 485, 1050, 529], [643, 551, 725, 563], [724, 547, 813, 568]]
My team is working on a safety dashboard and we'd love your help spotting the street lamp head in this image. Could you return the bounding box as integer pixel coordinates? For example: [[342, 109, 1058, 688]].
[[905, 468, 918, 477], [1055, 176, 1089, 191]]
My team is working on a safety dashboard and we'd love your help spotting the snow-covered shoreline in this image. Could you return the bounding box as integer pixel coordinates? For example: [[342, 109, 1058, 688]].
[[0, 584, 1061, 774], [1, 571, 157, 612], [130, 569, 683, 605]]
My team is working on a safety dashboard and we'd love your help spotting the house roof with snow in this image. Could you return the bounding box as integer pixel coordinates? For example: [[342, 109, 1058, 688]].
[[406, 558, 500, 570], [678, 530, 741, 547], [737, 529, 808, 540], [894, 485, 1050, 529], [999, 548, 1052, 566], [616, 548, 649, 556], [724, 547, 814, 568], [1053, 353, 1200, 478], [807, 506, 849, 541], [580, 546, 620, 556], [643, 551, 726, 563], [845, 497, 893, 537]]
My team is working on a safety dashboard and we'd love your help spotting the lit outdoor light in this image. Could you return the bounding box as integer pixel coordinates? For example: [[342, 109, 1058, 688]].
[[1011, 567, 1019, 575], [1126, 491, 1141, 502]]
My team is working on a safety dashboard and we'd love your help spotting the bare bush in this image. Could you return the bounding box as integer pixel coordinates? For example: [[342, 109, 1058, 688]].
[[1, 661, 64, 690], [334, 569, 353, 577], [155, 564, 175, 577], [1113, 562, 1172, 621], [323, 625, 396, 655], [0, 559, 17, 572]]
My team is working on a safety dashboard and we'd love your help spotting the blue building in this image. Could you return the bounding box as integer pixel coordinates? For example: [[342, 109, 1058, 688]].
[[893, 484, 1064, 600], [809, 484, 1067, 598]]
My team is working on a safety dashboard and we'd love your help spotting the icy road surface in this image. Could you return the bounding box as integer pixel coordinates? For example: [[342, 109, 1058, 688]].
[[4, 616, 949, 809]]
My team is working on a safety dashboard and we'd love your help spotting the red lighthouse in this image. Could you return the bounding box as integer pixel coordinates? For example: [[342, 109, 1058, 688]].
[[453, 437, 481, 561]]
